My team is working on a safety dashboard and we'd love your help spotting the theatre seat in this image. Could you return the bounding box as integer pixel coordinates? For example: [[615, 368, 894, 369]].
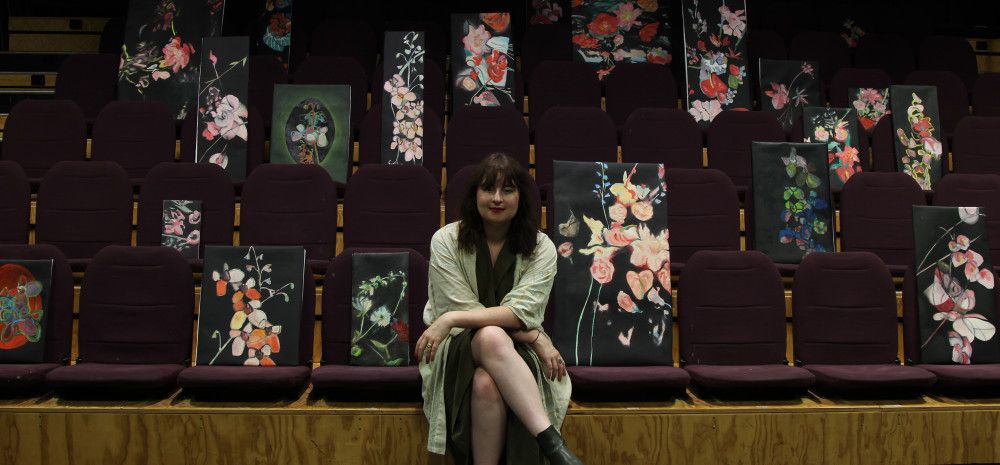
[[46, 246, 193, 398], [679, 251, 814, 395], [342, 166, 440, 259], [839, 172, 926, 274], [311, 248, 428, 400], [793, 252, 935, 396]]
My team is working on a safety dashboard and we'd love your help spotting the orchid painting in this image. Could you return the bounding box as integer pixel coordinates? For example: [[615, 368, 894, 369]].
[[195, 36, 249, 180], [450, 13, 517, 115], [758, 59, 820, 131], [570, 0, 672, 80], [891, 85, 944, 191], [913, 206, 1000, 364], [118, 0, 225, 119], [381, 31, 425, 165], [350, 252, 410, 366], [682, 0, 749, 126], [802, 106, 863, 189], [0, 260, 52, 363], [197, 246, 305, 366], [553, 161, 672, 366], [161, 199, 202, 258]]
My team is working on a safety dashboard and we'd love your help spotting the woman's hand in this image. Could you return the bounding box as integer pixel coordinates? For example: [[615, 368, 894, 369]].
[[416, 313, 453, 364], [531, 332, 566, 381]]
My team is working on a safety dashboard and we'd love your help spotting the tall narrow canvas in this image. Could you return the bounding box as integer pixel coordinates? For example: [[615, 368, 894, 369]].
[[751, 142, 833, 263], [450, 13, 517, 115], [0, 259, 53, 363], [256, 0, 292, 66], [195, 36, 249, 180], [802, 106, 863, 190], [118, 0, 225, 120], [758, 59, 820, 131], [682, 0, 749, 126], [849, 87, 890, 133], [891, 85, 944, 191], [161, 200, 202, 258], [381, 31, 425, 165], [552, 161, 672, 366], [571, 0, 672, 80], [269, 84, 352, 183], [912, 206, 999, 364], [196, 246, 305, 366], [350, 252, 410, 366]]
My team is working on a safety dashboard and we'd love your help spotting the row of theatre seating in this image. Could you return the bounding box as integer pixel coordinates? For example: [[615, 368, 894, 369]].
[[1, 243, 996, 401]]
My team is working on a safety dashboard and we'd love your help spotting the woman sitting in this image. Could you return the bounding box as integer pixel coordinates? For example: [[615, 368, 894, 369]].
[[418, 153, 583, 465]]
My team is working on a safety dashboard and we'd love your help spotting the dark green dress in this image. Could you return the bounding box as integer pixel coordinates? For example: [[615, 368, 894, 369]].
[[443, 240, 548, 465]]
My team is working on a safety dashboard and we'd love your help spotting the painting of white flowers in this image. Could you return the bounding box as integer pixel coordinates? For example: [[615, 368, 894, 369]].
[[381, 31, 425, 165], [161, 200, 202, 258], [268, 84, 352, 183], [912, 206, 1000, 364], [195, 36, 249, 180], [552, 161, 672, 366], [682, 0, 749, 126], [350, 252, 410, 366]]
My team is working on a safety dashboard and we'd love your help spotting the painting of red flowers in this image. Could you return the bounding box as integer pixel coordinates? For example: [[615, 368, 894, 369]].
[[255, 0, 292, 66], [118, 0, 224, 120], [450, 13, 517, 115], [0, 260, 52, 363], [913, 206, 1000, 364], [195, 36, 249, 180], [891, 85, 944, 191], [350, 252, 410, 366], [529, 0, 567, 25], [571, 0, 672, 80], [682, 0, 749, 126], [802, 106, 864, 190], [161, 199, 202, 258], [552, 161, 672, 366], [196, 246, 305, 367]]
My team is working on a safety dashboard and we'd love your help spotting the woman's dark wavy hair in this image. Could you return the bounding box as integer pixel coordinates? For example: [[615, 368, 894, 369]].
[[457, 152, 539, 256]]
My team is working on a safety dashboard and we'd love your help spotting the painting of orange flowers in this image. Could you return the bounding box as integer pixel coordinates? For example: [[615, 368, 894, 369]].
[[570, 0, 672, 80]]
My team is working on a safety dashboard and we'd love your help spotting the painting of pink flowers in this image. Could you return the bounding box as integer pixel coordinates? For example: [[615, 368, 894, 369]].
[[450, 13, 517, 115], [381, 31, 425, 165], [802, 106, 864, 190], [758, 59, 820, 131], [891, 85, 944, 191], [195, 36, 249, 180], [850, 87, 890, 133], [196, 246, 305, 366], [912, 206, 1000, 364], [118, 0, 225, 119], [553, 161, 672, 366], [682, 0, 749, 126], [350, 252, 409, 366], [570, 0, 672, 80], [161, 199, 202, 258], [529, 0, 567, 25]]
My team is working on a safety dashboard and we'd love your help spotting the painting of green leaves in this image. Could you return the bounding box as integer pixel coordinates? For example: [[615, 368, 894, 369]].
[[350, 252, 409, 366]]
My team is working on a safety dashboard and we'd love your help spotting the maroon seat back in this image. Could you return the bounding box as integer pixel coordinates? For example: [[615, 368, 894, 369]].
[[839, 172, 926, 267], [918, 35, 980, 92], [357, 106, 443, 184], [180, 105, 265, 177], [309, 19, 377, 78], [321, 247, 428, 365], [1, 100, 86, 179], [293, 55, 368, 138], [828, 68, 892, 107], [952, 116, 1000, 176], [91, 101, 176, 181], [445, 165, 541, 225], [667, 169, 741, 264], [446, 105, 530, 175], [53, 53, 119, 122], [972, 73, 1000, 116], [521, 24, 572, 90], [707, 111, 786, 190], [621, 108, 703, 168], [0, 161, 30, 244], [342, 165, 440, 258], [370, 58, 446, 127], [240, 164, 338, 261], [136, 162, 235, 248], [905, 70, 970, 137], [528, 60, 601, 133], [788, 31, 852, 87], [793, 252, 899, 365], [533, 107, 618, 191], [35, 161, 132, 260], [932, 173, 1000, 265], [0, 244, 74, 363], [679, 251, 787, 365], [853, 33, 915, 83], [248, 55, 289, 127], [77, 246, 193, 364], [604, 63, 677, 128]]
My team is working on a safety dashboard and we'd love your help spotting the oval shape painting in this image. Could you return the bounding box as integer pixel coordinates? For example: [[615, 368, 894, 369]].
[[285, 98, 334, 164], [0, 263, 44, 349]]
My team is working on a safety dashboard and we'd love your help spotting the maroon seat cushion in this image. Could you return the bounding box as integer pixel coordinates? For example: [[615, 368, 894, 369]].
[[311, 365, 420, 397], [46, 363, 184, 394], [916, 364, 1000, 390], [805, 364, 936, 393], [0, 363, 59, 392], [177, 365, 310, 393], [684, 364, 815, 390], [566, 366, 689, 400]]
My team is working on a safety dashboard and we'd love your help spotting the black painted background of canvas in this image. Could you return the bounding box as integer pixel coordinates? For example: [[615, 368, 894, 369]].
[[195, 36, 250, 180], [350, 252, 410, 366]]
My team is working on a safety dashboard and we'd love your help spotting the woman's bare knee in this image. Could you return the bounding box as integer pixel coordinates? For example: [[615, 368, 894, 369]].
[[471, 368, 503, 404], [471, 326, 514, 361]]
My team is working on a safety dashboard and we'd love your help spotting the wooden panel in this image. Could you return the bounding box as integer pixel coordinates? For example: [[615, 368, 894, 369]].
[[7, 17, 109, 32], [8, 35, 100, 52], [0, 73, 57, 87]]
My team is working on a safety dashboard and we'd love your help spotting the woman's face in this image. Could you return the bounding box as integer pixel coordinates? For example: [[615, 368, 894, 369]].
[[477, 176, 520, 228]]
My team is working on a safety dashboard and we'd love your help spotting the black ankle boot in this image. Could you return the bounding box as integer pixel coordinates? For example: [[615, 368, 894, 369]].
[[536, 425, 584, 465]]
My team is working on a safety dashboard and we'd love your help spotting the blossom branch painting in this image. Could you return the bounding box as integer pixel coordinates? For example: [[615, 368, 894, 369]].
[[0, 260, 52, 363], [197, 246, 305, 366], [912, 206, 1000, 364], [758, 59, 820, 131], [570, 0, 672, 80], [682, 0, 749, 126], [118, 0, 225, 119], [381, 31, 425, 165], [891, 85, 944, 191], [850, 87, 890, 133], [553, 161, 672, 366], [161, 200, 202, 258], [195, 36, 249, 180], [450, 13, 517, 115], [350, 253, 410, 366], [802, 106, 863, 189]]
